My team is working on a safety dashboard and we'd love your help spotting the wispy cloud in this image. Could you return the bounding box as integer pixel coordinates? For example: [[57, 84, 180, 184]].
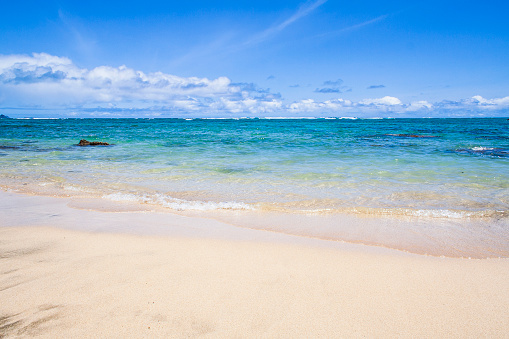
[[57, 10, 98, 61], [243, 0, 328, 46], [170, 1, 327, 67], [314, 14, 389, 40], [167, 32, 237, 68]]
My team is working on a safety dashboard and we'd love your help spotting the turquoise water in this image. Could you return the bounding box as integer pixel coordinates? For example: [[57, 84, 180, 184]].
[[1, 118, 508, 256]]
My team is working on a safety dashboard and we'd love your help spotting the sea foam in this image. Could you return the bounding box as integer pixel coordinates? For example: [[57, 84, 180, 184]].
[[104, 192, 253, 211]]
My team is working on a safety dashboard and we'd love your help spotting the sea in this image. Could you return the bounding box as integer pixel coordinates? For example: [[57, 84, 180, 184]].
[[1, 117, 508, 257]]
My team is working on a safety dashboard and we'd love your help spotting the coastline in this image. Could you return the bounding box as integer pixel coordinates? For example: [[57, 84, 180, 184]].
[[2, 190, 509, 337], [1, 117, 508, 258], [2, 187, 508, 258]]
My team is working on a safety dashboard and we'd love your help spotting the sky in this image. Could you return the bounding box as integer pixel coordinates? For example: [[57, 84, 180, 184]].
[[0, 0, 508, 118]]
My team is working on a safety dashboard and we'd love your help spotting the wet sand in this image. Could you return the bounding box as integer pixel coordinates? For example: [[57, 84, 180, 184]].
[[1, 191, 509, 337]]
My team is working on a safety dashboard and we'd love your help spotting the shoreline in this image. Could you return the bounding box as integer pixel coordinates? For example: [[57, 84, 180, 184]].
[[1, 188, 508, 258], [2, 190, 509, 337], [0, 189, 376, 249], [1, 191, 509, 336]]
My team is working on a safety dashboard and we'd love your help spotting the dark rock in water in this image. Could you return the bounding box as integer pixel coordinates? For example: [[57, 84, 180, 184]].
[[77, 139, 110, 146], [0, 114, 11, 119]]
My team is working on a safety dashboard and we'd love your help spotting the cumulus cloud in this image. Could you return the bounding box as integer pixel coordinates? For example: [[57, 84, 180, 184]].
[[229, 82, 281, 100], [359, 96, 402, 106], [406, 100, 433, 111], [286, 96, 405, 115], [434, 95, 509, 112], [210, 98, 283, 114], [469, 95, 509, 107], [288, 98, 353, 112], [1, 53, 508, 118], [0, 53, 280, 113]]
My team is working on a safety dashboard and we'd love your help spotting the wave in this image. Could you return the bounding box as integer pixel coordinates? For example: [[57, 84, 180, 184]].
[[455, 147, 509, 158], [347, 207, 507, 219], [256, 201, 506, 219], [104, 192, 254, 211]]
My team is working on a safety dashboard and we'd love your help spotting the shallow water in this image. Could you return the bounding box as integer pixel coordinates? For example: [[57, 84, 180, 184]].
[[1, 117, 508, 257]]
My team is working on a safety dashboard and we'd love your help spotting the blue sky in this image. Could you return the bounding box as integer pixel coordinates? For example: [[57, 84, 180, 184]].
[[1, 0, 508, 117]]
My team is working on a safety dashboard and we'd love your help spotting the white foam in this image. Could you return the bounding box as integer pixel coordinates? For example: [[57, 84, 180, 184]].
[[262, 117, 318, 120], [347, 206, 500, 219], [104, 192, 253, 211], [63, 185, 84, 192], [155, 195, 253, 211], [410, 209, 477, 218], [389, 208, 492, 219], [15, 117, 60, 120], [104, 193, 151, 203]]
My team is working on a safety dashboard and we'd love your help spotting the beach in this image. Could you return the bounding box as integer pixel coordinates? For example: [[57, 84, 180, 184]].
[[2, 0, 509, 335], [2, 190, 509, 337], [1, 118, 508, 258], [1, 118, 508, 337]]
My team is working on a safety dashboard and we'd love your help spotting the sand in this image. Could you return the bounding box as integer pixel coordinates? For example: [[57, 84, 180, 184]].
[[1, 191, 509, 338]]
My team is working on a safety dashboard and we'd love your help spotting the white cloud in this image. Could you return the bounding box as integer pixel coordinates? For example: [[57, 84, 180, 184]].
[[359, 96, 402, 106], [211, 98, 282, 114], [243, 0, 327, 46], [285, 95, 507, 117], [433, 96, 509, 113], [288, 98, 353, 112], [0, 53, 236, 107], [0, 53, 292, 115], [470, 95, 509, 107], [314, 14, 389, 40], [1, 53, 508, 118], [0, 53, 74, 70], [406, 100, 433, 111]]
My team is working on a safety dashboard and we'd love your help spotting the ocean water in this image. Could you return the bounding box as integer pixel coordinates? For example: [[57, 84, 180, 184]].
[[1, 117, 508, 257]]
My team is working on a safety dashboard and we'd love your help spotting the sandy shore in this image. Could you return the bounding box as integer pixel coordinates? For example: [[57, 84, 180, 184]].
[[1, 191, 509, 337]]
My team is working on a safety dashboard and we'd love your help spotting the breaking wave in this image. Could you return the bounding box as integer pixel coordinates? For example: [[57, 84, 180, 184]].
[[104, 192, 254, 211]]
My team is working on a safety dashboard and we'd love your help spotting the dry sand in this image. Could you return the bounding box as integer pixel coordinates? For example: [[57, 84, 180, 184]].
[[1, 191, 509, 338]]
